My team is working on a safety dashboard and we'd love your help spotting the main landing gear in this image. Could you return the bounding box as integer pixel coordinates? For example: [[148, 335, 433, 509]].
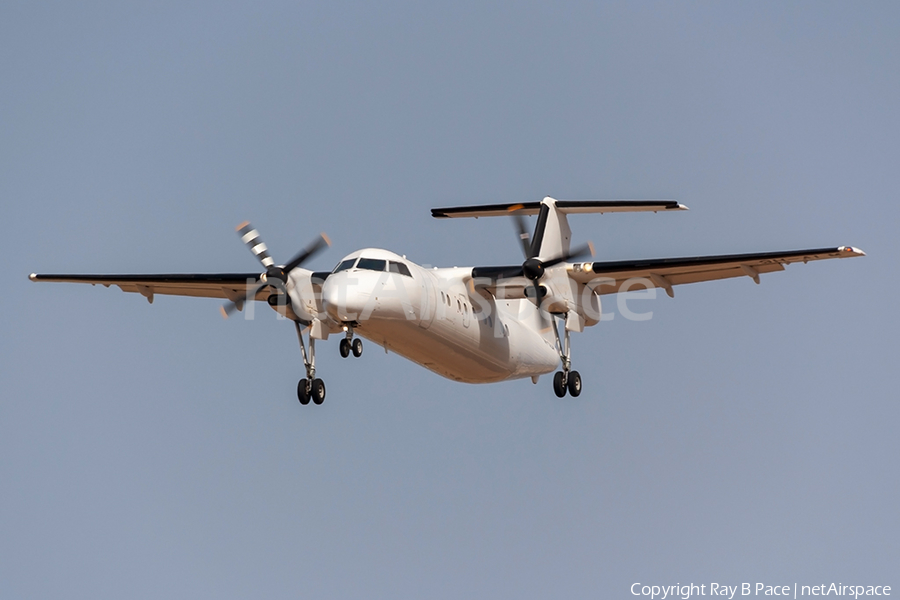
[[551, 316, 582, 398], [294, 321, 326, 405], [338, 326, 363, 359]]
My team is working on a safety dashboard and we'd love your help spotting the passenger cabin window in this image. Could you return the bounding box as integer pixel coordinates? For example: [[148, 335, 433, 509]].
[[333, 258, 356, 273], [388, 261, 412, 277], [357, 258, 386, 272]]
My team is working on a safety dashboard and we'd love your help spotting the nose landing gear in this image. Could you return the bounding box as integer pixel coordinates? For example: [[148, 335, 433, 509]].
[[294, 321, 326, 405], [339, 326, 363, 358]]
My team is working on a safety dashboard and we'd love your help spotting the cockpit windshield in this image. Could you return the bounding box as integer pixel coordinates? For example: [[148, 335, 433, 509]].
[[357, 258, 387, 272], [332, 258, 356, 273], [333, 257, 395, 273], [388, 261, 412, 277]]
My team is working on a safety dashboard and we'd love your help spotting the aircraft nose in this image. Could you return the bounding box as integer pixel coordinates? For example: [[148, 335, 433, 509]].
[[322, 272, 370, 322]]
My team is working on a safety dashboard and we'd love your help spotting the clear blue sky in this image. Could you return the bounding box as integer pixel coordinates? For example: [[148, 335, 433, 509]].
[[2, 2, 897, 597]]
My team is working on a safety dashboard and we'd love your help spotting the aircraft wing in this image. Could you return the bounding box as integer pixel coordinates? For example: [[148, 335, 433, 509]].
[[29, 272, 263, 303], [567, 246, 865, 297]]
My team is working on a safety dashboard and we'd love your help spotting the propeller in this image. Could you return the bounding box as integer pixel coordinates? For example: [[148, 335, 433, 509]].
[[507, 205, 594, 316], [221, 222, 331, 318]]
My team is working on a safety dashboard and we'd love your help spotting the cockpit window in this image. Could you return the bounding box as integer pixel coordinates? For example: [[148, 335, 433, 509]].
[[388, 261, 412, 277], [357, 258, 386, 272], [333, 258, 356, 273]]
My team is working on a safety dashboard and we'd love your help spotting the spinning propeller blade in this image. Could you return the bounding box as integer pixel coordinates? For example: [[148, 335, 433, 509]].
[[542, 242, 595, 268], [508, 205, 532, 259], [283, 233, 331, 274], [221, 283, 266, 318], [236, 222, 275, 268]]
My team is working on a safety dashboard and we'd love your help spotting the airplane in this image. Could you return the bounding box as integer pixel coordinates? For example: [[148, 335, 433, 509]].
[[30, 197, 864, 404]]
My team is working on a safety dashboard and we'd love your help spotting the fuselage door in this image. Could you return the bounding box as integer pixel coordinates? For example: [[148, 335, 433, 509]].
[[417, 269, 436, 330]]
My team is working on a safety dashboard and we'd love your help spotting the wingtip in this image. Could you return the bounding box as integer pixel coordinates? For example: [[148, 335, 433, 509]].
[[29, 273, 37, 281], [841, 246, 866, 256], [677, 203, 689, 210]]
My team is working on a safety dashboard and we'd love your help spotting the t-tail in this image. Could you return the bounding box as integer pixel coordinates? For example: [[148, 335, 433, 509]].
[[431, 196, 687, 260]]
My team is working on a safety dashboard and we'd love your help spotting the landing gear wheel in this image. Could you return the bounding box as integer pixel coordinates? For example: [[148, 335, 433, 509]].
[[351, 338, 363, 357], [311, 378, 326, 405], [567, 370, 582, 397], [297, 379, 310, 405], [339, 338, 351, 358], [553, 371, 567, 398]]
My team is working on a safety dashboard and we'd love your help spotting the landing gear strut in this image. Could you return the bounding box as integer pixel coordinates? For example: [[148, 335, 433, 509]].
[[551, 316, 581, 398], [295, 321, 326, 405], [339, 326, 363, 359]]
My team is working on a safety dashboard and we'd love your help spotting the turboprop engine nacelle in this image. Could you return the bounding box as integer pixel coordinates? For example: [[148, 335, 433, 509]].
[[277, 271, 327, 323], [539, 286, 568, 315], [563, 280, 601, 333], [540, 268, 602, 330]]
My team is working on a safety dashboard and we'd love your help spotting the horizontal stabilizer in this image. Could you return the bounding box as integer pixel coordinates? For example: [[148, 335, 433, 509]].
[[432, 199, 686, 218]]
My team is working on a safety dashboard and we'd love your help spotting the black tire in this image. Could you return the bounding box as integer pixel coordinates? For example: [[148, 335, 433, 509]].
[[567, 370, 582, 397], [351, 338, 363, 357], [297, 379, 310, 405], [339, 338, 351, 358], [553, 371, 567, 398], [311, 378, 326, 405]]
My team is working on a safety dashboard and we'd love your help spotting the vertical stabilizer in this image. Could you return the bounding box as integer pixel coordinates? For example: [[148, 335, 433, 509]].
[[532, 197, 571, 260]]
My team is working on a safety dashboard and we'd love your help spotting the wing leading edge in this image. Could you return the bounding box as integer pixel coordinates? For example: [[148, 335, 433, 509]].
[[567, 246, 865, 297], [29, 273, 263, 303]]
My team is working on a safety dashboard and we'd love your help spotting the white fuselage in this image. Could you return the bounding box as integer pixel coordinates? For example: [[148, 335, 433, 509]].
[[295, 248, 560, 383]]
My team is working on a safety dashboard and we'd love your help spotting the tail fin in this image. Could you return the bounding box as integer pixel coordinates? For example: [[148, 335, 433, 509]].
[[530, 198, 569, 260], [432, 197, 687, 260]]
